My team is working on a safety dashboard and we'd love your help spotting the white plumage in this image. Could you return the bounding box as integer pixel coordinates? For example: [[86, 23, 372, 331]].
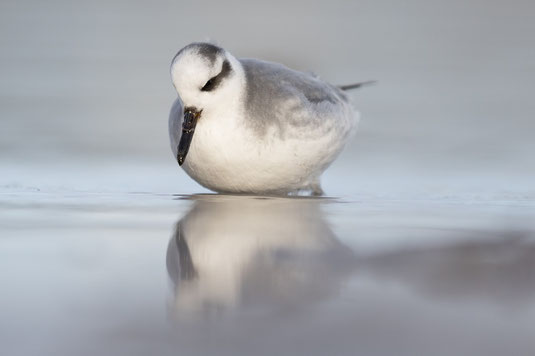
[[169, 43, 359, 195]]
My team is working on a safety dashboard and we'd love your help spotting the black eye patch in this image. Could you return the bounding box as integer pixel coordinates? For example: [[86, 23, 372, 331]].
[[201, 60, 232, 92], [201, 78, 216, 92]]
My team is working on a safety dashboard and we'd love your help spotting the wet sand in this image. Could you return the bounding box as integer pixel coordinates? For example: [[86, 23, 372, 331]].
[[2, 187, 534, 356]]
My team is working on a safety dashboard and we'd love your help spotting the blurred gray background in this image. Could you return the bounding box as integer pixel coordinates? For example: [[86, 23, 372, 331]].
[[1, 0, 534, 195]]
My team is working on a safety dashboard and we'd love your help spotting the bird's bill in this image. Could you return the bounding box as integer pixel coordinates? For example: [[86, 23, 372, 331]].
[[177, 108, 201, 166]]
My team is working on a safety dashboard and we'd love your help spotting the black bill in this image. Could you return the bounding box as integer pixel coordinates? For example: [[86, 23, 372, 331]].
[[177, 108, 201, 166]]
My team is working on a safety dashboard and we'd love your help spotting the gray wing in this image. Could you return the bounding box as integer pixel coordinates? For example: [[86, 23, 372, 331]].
[[168, 98, 183, 158], [240, 58, 354, 137]]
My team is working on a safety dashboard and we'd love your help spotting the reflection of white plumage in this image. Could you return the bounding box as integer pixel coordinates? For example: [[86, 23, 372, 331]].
[[169, 43, 367, 195], [166, 196, 354, 314]]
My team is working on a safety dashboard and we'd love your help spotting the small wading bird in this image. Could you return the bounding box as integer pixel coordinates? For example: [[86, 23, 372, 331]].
[[169, 42, 373, 196]]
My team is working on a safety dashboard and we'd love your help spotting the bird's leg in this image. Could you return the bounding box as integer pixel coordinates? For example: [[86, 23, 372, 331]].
[[310, 180, 324, 196]]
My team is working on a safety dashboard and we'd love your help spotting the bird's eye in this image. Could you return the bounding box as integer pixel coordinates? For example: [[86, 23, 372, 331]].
[[199, 60, 232, 92], [201, 77, 216, 92]]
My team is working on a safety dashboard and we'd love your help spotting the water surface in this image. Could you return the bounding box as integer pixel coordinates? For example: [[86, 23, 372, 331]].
[[2, 191, 534, 356]]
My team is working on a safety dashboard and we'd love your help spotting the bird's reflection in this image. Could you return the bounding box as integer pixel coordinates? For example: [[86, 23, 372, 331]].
[[166, 196, 354, 315], [167, 197, 535, 318]]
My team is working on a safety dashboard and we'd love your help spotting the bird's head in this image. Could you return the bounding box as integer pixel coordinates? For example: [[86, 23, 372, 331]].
[[170, 42, 242, 165]]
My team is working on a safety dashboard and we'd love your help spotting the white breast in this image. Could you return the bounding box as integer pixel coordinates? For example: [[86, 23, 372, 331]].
[[180, 101, 357, 195]]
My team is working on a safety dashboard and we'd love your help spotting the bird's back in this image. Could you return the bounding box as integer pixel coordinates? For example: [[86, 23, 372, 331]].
[[240, 58, 357, 140]]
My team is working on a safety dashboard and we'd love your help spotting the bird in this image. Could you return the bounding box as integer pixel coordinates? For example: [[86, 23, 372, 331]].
[[169, 42, 371, 196]]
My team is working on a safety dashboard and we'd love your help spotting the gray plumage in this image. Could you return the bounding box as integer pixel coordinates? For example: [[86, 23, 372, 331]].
[[172, 42, 223, 67], [240, 58, 351, 137]]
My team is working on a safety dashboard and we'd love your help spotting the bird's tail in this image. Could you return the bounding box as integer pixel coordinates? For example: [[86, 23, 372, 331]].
[[338, 80, 377, 91]]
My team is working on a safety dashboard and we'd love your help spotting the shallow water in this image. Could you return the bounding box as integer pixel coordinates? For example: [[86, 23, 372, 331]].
[[2, 188, 534, 356]]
